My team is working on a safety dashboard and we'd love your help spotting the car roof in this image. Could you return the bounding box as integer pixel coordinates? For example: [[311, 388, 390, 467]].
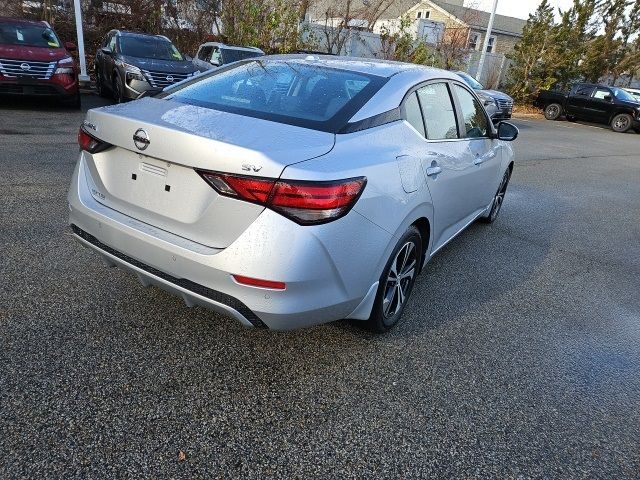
[[110, 30, 171, 41], [199, 42, 263, 52], [264, 54, 458, 80], [0, 16, 49, 27]]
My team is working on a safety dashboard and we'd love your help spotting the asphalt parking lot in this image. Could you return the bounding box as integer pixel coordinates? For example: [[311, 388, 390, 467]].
[[1, 94, 639, 478]]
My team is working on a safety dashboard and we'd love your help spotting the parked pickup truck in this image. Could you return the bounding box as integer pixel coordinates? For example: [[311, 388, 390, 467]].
[[535, 83, 640, 133]]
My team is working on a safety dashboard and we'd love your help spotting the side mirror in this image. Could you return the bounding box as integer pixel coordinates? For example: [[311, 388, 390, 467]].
[[100, 47, 112, 55], [497, 121, 518, 141], [65, 41, 77, 51], [603, 94, 613, 102], [184, 54, 192, 61]]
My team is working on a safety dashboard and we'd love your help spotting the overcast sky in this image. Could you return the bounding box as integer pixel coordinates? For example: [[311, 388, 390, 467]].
[[470, 0, 575, 20]]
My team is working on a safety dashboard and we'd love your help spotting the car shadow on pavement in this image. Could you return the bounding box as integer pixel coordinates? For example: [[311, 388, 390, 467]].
[[1, 92, 112, 113]]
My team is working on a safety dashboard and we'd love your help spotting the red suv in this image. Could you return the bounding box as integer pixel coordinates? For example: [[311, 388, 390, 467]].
[[0, 17, 80, 107]]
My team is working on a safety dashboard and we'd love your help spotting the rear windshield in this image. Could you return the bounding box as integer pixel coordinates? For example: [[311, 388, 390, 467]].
[[0, 24, 61, 48], [163, 60, 386, 132], [119, 36, 184, 61], [220, 48, 263, 64]]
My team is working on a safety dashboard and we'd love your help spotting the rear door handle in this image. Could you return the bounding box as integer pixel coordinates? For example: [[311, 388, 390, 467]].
[[426, 165, 442, 176], [473, 157, 484, 165]]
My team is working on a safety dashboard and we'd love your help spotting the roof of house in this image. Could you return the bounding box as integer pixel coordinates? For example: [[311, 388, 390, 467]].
[[307, 0, 527, 37], [429, 1, 527, 37]]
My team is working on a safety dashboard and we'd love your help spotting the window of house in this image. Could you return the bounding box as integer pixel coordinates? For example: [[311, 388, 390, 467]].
[[424, 10, 430, 18], [468, 32, 480, 50], [417, 11, 422, 18], [486, 36, 496, 53]]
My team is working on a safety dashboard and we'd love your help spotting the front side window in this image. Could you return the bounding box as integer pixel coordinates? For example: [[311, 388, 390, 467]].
[[198, 46, 213, 61], [592, 88, 611, 100], [119, 36, 184, 61], [453, 84, 489, 138], [0, 24, 61, 48], [417, 83, 459, 140], [165, 60, 385, 132]]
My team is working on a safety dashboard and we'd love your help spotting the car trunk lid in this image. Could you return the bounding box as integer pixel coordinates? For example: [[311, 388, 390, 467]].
[[82, 97, 335, 248]]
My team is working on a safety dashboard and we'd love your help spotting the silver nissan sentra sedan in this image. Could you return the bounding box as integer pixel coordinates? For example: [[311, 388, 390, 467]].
[[69, 55, 517, 332]]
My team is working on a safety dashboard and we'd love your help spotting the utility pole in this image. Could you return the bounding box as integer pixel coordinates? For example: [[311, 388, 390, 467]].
[[476, 0, 498, 84], [73, 0, 90, 84]]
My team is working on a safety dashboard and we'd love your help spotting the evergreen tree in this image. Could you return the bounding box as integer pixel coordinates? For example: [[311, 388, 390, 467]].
[[506, 0, 556, 103], [549, 0, 597, 89], [581, 0, 629, 83]]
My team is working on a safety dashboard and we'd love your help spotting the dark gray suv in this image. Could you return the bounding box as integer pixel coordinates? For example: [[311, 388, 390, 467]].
[[94, 30, 198, 102], [455, 71, 513, 123]]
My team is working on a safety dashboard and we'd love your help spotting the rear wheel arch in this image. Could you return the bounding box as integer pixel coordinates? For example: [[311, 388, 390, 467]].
[[412, 217, 430, 273]]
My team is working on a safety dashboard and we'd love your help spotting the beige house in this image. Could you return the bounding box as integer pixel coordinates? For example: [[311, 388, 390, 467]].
[[373, 0, 526, 55]]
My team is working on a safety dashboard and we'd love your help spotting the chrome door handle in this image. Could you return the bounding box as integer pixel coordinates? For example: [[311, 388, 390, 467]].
[[474, 157, 484, 165], [426, 165, 442, 176]]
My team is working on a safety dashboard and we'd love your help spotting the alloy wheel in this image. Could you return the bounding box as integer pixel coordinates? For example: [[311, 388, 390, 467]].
[[383, 241, 417, 320], [613, 115, 630, 131], [546, 104, 560, 119]]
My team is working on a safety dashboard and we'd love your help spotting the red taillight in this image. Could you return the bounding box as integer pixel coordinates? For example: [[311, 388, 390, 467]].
[[232, 274, 286, 290], [78, 127, 111, 153], [196, 170, 366, 225]]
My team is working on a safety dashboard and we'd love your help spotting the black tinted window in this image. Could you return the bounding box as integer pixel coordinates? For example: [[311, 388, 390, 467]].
[[417, 83, 458, 140], [221, 48, 263, 64], [404, 92, 425, 136], [453, 84, 489, 138], [166, 60, 386, 132], [576, 85, 594, 96]]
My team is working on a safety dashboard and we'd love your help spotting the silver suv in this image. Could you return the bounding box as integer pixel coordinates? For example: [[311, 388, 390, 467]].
[[192, 42, 264, 72], [70, 56, 517, 332]]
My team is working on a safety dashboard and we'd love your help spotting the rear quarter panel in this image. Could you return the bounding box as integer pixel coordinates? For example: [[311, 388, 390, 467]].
[[280, 120, 434, 282]]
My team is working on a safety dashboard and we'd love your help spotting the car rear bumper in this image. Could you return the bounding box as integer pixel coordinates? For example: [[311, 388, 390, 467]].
[[68, 155, 392, 330]]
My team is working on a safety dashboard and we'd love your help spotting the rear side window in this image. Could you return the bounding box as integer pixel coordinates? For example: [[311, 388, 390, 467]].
[[165, 60, 386, 132], [575, 85, 594, 96], [417, 83, 458, 140], [403, 92, 425, 136], [453, 84, 489, 138]]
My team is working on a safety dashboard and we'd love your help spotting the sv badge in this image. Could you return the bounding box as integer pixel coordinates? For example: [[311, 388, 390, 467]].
[[242, 164, 262, 172]]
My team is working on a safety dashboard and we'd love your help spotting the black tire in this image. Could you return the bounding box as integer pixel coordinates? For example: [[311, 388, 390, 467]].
[[95, 70, 109, 98], [566, 115, 576, 122], [113, 74, 124, 103], [481, 168, 511, 224], [366, 226, 422, 333], [611, 113, 632, 133], [544, 103, 563, 120]]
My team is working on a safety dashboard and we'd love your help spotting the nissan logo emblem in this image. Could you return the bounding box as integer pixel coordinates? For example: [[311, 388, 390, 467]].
[[166, 75, 174, 83], [133, 128, 150, 151], [20, 63, 31, 71]]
